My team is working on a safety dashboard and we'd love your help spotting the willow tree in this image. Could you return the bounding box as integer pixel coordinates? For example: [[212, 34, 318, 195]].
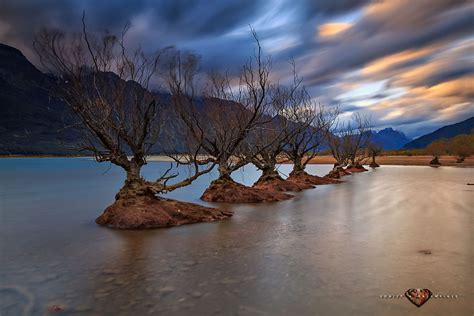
[[251, 68, 323, 191], [249, 106, 300, 191], [344, 112, 372, 170], [326, 112, 372, 177], [166, 31, 293, 202], [367, 139, 382, 168], [34, 18, 231, 229], [281, 83, 339, 186]]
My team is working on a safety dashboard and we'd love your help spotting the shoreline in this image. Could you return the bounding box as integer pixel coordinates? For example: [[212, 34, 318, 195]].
[[294, 155, 474, 167], [1, 154, 473, 167]]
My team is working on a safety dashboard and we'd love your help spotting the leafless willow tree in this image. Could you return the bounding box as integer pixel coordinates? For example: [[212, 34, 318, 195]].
[[250, 71, 306, 185], [328, 112, 372, 170], [282, 84, 338, 178], [166, 30, 277, 188], [367, 139, 383, 168], [33, 17, 217, 204]]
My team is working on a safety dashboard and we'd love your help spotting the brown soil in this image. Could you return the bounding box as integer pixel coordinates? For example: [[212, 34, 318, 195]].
[[287, 170, 340, 188], [96, 196, 232, 229], [345, 165, 369, 173], [201, 178, 294, 203], [253, 173, 305, 192], [325, 167, 352, 179]]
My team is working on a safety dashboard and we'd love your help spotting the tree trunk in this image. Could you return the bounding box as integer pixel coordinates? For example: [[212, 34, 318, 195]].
[[216, 164, 234, 182], [369, 154, 379, 168], [259, 166, 283, 182], [116, 164, 154, 200], [292, 156, 305, 175]]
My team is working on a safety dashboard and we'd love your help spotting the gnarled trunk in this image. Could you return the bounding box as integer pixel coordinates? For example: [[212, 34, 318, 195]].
[[258, 167, 283, 182], [289, 155, 307, 178], [115, 163, 155, 201], [369, 154, 380, 168], [202, 161, 293, 202]]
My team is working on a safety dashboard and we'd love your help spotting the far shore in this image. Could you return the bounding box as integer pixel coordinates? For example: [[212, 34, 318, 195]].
[[1, 154, 473, 167], [295, 155, 474, 167]]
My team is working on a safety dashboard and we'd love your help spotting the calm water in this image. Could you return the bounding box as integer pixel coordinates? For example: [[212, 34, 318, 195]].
[[0, 158, 473, 315]]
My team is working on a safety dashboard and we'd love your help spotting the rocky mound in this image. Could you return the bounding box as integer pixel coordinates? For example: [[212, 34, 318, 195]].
[[253, 173, 305, 192], [202, 178, 294, 203], [96, 196, 232, 229], [325, 166, 352, 179], [287, 171, 340, 188], [345, 165, 368, 173]]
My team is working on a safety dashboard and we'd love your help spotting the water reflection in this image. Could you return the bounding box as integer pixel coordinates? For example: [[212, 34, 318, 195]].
[[0, 159, 472, 315]]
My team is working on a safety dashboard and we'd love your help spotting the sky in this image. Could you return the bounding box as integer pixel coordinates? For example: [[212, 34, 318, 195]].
[[0, 0, 472, 138]]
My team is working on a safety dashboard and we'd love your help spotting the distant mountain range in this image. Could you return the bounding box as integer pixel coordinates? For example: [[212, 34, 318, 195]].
[[403, 117, 474, 149], [370, 127, 411, 150]]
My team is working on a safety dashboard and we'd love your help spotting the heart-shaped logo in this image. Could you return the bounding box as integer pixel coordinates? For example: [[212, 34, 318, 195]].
[[405, 288, 432, 307]]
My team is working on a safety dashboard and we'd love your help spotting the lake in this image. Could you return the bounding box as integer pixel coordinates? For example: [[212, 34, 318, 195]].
[[0, 158, 472, 315]]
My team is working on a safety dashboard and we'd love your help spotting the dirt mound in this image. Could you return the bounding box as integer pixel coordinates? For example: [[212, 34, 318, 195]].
[[96, 196, 232, 229], [253, 174, 305, 192], [202, 178, 294, 203], [287, 171, 340, 187], [325, 166, 352, 179], [345, 165, 368, 173]]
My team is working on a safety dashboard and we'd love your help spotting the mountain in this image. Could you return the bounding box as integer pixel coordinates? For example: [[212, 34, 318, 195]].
[[403, 117, 474, 149], [0, 43, 190, 155], [0, 43, 80, 155], [370, 127, 411, 150]]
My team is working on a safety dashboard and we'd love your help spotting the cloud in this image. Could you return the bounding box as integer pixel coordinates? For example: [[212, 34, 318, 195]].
[[0, 0, 472, 137], [318, 23, 352, 37]]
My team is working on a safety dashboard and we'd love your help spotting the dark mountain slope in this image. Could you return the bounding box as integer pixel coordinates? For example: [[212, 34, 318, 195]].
[[403, 117, 474, 149], [0, 43, 80, 154], [370, 127, 411, 150], [0, 43, 190, 155]]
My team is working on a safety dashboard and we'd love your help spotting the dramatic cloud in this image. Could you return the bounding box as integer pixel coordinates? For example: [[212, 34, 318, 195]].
[[0, 0, 472, 137]]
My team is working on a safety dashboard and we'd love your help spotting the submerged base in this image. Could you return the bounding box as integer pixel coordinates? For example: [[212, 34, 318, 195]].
[[253, 173, 305, 192], [287, 171, 340, 188], [325, 166, 352, 179], [345, 165, 369, 173], [369, 161, 380, 168], [202, 178, 294, 203], [96, 196, 232, 229]]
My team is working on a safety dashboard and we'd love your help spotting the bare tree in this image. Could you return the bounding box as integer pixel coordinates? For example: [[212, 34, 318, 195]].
[[165, 30, 292, 201], [281, 78, 338, 182], [34, 16, 230, 228], [250, 83, 300, 190], [426, 140, 445, 165], [345, 112, 372, 168], [328, 113, 372, 168], [367, 139, 383, 168]]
